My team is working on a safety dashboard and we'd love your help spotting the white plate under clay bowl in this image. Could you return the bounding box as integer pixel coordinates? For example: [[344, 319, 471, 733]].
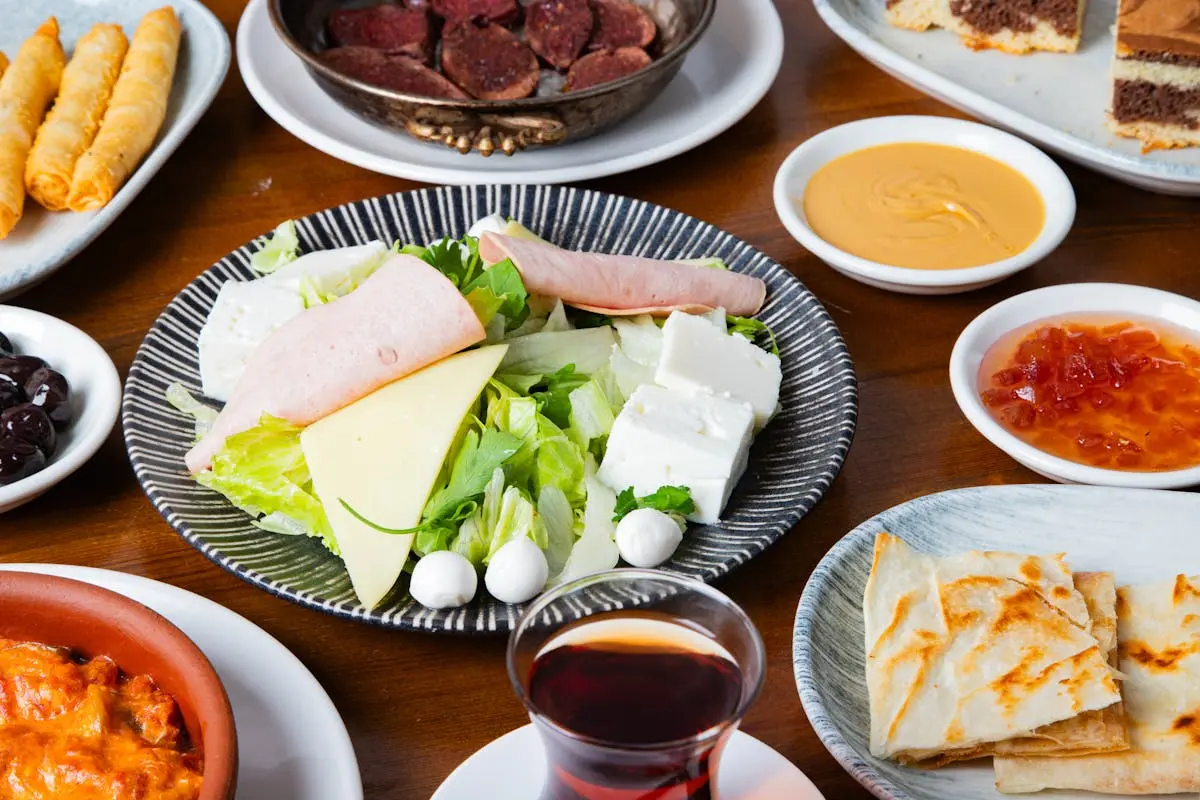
[[793, 484, 1200, 800], [0, 564, 364, 799], [0, 0, 230, 300], [814, 0, 1200, 194], [236, 0, 783, 184], [432, 724, 826, 800]]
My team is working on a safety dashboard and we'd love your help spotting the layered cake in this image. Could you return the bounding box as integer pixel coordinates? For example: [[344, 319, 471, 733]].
[[886, 0, 1087, 53], [1110, 0, 1200, 149]]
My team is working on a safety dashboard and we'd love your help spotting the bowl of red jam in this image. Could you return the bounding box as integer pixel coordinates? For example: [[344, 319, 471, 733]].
[[950, 283, 1200, 488]]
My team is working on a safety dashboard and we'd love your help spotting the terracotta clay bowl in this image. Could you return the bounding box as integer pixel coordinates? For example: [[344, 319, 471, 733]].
[[0, 571, 238, 800], [268, 0, 715, 155]]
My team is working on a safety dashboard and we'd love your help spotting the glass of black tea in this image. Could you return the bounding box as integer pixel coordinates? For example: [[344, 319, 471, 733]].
[[506, 568, 766, 800]]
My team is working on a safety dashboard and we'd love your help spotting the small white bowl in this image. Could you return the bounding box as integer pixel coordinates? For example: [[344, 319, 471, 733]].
[[0, 307, 121, 512], [772, 115, 1076, 295], [950, 283, 1200, 488]]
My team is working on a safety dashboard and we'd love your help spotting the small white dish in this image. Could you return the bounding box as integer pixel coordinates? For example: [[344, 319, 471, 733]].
[[0, 306, 121, 512], [0, 0, 231, 300], [432, 724, 826, 800], [0, 563, 364, 800], [236, 0, 783, 184], [773, 116, 1076, 295], [949, 282, 1200, 488]]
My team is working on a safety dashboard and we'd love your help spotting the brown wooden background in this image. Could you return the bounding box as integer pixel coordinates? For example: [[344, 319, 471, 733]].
[[4, 0, 1197, 796]]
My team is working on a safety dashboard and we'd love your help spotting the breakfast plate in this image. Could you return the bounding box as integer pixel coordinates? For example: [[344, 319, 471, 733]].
[[0, 563, 364, 800], [0, 0, 231, 300], [236, 0, 783, 183], [0, 305, 121, 513], [793, 483, 1200, 800], [813, 0, 1200, 195], [432, 724, 827, 800], [122, 183, 858, 633]]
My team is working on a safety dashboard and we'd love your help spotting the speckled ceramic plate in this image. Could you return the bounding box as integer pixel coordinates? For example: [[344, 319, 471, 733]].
[[123, 185, 857, 633], [793, 484, 1200, 800], [0, 0, 230, 300]]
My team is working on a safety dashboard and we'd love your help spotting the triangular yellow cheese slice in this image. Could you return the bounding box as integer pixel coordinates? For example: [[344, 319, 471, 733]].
[[301, 345, 507, 609]]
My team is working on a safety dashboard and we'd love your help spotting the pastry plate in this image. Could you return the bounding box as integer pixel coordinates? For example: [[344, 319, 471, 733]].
[[0, 563, 363, 800], [792, 484, 1197, 800], [432, 724, 826, 800], [122, 183, 858, 633], [813, 0, 1200, 195], [0, 0, 231, 300], [236, 0, 783, 184]]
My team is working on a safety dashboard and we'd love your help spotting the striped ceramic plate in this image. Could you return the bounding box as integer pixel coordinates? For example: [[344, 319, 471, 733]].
[[123, 185, 857, 633]]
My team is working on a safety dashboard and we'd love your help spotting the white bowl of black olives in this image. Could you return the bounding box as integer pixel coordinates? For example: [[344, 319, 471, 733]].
[[0, 307, 121, 512]]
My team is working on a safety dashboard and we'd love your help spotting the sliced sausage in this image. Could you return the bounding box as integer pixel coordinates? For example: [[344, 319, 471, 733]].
[[588, 0, 656, 51], [321, 47, 469, 99], [440, 23, 540, 100], [526, 0, 594, 69], [565, 46, 651, 91], [432, 0, 520, 25], [327, 4, 434, 63]]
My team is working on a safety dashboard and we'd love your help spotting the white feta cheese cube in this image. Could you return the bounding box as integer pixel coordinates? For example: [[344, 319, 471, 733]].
[[198, 281, 305, 401], [655, 311, 782, 430], [598, 384, 754, 524]]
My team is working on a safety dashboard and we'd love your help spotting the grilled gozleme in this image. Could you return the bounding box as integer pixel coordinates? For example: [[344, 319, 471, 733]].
[[994, 573, 1200, 794], [863, 533, 1124, 763]]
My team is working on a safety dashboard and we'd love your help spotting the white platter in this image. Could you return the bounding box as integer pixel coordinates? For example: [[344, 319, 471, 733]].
[[0, 0, 231, 300], [813, 0, 1200, 195], [0, 563, 364, 800], [236, 0, 783, 184], [793, 484, 1199, 800], [432, 724, 826, 800], [0, 306, 120, 513]]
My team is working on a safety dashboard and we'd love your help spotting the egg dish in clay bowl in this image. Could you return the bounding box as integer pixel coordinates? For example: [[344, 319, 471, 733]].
[[773, 115, 1075, 294]]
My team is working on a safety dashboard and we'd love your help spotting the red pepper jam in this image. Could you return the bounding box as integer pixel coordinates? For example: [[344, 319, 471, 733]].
[[979, 319, 1200, 472]]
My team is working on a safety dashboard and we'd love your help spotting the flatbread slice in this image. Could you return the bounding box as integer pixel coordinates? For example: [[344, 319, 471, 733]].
[[995, 573, 1200, 795], [863, 533, 1122, 762], [911, 572, 1128, 767]]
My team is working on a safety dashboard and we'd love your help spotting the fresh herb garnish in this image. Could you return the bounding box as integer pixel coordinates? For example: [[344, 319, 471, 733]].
[[612, 485, 696, 522], [727, 315, 780, 356], [528, 364, 589, 428], [464, 259, 529, 329]]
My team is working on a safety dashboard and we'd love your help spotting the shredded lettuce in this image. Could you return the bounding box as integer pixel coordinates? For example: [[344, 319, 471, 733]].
[[568, 380, 614, 445], [250, 220, 300, 273], [675, 256, 729, 270], [500, 327, 615, 375], [165, 382, 218, 439], [552, 458, 620, 586], [538, 485, 576, 584], [196, 415, 337, 554], [542, 300, 573, 333], [296, 242, 399, 307], [611, 315, 662, 368], [607, 343, 656, 399]]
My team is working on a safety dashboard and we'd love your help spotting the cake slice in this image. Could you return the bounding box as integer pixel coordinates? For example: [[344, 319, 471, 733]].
[[886, 0, 1087, 53], [1110, 0, 1200, 150]]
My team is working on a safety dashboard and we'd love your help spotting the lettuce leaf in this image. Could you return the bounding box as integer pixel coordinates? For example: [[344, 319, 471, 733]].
[[250, 220, 300, 273], [196, 414, 337, 554], [165, 382, 218, 440], [551, 458, 620, 586], [727, 314, 780, 356], [463, 259, 529, 330], [538, 485, 576, 583], [500, 327, 615, 375], [568, 380, 615, 445], [296, 242, 399, 307]]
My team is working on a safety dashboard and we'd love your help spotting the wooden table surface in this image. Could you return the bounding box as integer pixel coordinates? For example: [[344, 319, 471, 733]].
[[5, 0, 1199, 797]]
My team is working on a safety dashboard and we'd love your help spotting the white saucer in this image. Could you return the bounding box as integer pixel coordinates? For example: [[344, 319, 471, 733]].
[[0, 563, 364, 800], [432, 725, 826, 800], [236, 0, 783, 184]]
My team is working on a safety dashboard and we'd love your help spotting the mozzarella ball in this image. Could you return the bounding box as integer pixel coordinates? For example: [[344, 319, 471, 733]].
[[616, 508, 684, 568], [468, 213, 508, 242], [485, 537, 549, 604], [410, 551, 478, 609]]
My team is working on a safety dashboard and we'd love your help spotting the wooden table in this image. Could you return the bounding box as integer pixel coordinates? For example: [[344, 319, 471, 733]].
[[5, 0, 1198, 796]]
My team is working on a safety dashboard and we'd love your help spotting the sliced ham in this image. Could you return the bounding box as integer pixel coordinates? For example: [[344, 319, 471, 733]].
[[186, 255, 485, 473], [478, 233, 766, 317]]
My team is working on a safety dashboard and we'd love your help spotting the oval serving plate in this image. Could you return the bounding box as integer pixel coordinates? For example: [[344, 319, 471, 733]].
[[792, 484, 1200, 800], [123, 185, 857, 633]]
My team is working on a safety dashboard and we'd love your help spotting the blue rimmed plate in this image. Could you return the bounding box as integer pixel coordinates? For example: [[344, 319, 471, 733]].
[[123, 184, 858, 633]]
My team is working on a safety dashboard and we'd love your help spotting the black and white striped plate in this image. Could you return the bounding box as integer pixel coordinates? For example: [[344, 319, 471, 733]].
[[123, 185, 858, 633]]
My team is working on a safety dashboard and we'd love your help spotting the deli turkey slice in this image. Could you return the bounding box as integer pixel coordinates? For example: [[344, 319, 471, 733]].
[[186, 255, 486, 473], [994, 573, 1200, 795], [862, 533, 1122, 763], [478, 233, 766, 317]]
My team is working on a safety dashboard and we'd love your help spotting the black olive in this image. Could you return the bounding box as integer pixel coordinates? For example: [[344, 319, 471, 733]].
[[0, 375, 23, 411], [0, 355, 45, 387], [24, 367, 71, 429], [0, 332, 12, 356], [0, 435, 46, 486], [0, 404, 55, 457]]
